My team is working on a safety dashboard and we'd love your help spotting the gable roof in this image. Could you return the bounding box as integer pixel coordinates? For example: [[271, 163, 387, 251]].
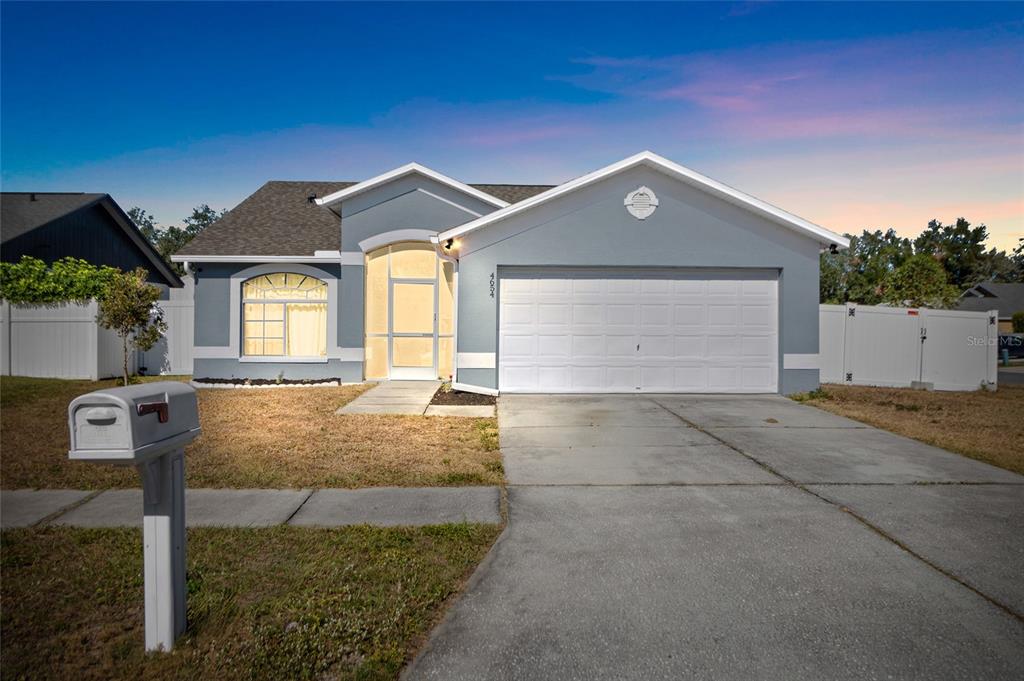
[[436, 151, 850, 248], [957, 282, 1024, 317], [315, 162, 511, 210], [1, 192, 107, 242], [1, 192, 182, 287], [174, 180, 554, 259]]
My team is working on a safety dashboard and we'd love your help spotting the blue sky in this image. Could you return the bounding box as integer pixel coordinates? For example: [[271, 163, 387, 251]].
[[2, 1, 1022, 249]]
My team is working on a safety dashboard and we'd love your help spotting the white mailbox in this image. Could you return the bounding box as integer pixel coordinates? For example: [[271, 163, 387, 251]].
[[68, 381, 201, 653]]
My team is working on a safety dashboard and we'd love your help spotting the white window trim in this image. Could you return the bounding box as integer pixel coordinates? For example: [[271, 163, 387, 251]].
[[241, 273, 329, 360], [226, 263, 340, 362]]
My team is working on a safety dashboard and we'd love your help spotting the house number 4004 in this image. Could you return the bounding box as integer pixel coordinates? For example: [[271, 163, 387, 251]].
[[489, 273, 495, 298]]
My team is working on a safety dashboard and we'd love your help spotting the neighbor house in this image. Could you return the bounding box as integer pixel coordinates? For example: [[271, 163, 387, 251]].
[[957, 282, 1023, 333], [0, 192, 182, 289], [173, 151, 848, 394]]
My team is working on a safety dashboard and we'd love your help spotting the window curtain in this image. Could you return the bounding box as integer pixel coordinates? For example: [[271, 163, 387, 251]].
[[286, 303, 327, 357]]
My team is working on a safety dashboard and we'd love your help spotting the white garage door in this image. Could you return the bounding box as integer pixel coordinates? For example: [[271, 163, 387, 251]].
[[499, 269, 778, 393]]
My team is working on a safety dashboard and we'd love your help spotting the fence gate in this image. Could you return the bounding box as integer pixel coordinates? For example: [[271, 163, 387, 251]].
[[819, 304, 998, 391]]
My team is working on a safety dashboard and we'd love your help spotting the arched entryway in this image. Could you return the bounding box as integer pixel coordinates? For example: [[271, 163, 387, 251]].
[[364, 242, 454, 380]]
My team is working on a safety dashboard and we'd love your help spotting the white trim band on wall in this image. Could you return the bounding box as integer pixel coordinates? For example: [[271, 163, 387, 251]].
[[334, 348, 365, 362], [340, 252, 364, 266], [457, 352, 496, 369], [783, 353, 820, 370]]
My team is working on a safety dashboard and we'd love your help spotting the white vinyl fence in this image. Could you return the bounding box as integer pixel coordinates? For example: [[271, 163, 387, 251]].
[[820, 303, 999, 391], [1, 276, 194, 380], [138, 277, 194, 376]]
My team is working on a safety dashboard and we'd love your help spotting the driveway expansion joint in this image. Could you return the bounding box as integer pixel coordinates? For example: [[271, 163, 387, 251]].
[[647, 395, 1024, 624]]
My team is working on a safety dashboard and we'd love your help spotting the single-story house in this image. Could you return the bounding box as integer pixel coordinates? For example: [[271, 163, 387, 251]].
[[173, 151, 848, 394], [957, 282, 1023, 333], [0, 192, 182, 289]]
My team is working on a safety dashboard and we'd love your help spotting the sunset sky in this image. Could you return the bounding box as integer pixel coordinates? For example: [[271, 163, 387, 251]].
[[2, 2, 1022, 250]]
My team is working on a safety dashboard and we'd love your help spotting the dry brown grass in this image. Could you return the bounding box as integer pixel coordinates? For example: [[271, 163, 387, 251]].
[[801, 384, 1024, 475], [1, 377, 502, 489]]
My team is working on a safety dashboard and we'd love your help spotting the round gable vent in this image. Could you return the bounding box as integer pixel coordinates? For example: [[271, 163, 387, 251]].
[[624, 186, 658, 220]]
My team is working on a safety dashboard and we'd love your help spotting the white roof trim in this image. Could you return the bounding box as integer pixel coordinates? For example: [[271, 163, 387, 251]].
[[315, 162, 509, 209], [437, 151, 849, 248], [171, 252, 341, 263]]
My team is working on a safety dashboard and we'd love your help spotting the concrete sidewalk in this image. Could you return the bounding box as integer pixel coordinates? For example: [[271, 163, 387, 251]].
[[1, 486, 501, 529]]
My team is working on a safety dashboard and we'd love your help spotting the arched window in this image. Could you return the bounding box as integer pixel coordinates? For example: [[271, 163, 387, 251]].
[[242, 273, 327, 357]]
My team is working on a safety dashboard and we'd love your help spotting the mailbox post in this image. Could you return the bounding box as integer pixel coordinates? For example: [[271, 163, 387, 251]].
[[68, 382, 200, 652]]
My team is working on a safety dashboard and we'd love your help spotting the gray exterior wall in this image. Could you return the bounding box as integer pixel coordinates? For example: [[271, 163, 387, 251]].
[[339, 176, 496, 251], [191, 262, 362, 381], [190, 175, 497, 381], [454, 165, 822, 394]]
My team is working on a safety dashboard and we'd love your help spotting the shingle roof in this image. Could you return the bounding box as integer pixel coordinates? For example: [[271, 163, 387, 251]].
[[176, 180, 555, 257], [178, 181, 353, 257], [957, 282, 1024, 318], [1, 192, 107, 242]]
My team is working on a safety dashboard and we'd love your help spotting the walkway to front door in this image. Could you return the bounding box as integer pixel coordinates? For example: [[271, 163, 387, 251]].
[[336, 381, 441, 415]]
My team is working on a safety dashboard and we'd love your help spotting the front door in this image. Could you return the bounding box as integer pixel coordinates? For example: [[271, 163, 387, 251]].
[[389, 278, 436, 379]]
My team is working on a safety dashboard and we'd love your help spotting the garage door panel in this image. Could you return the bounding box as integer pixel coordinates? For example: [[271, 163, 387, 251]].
[[503, 302, 535, 326], [741, 336, 774, 358], [742, 303, 774, 326], [538, 303, 570, 325], [572, 304, 603, 325], [708, 305, 739, 326], [608, 279, 641, 295], [538, 366, 570, 390], [499, 269, 777, 393], [607, 304, 637, 326], [537, 335, 570, 359], [641, 304, 672, 327], [571, 335, 605, 358], [707, 336, 740, 357], [538, 279, 570, 294], [673, 305, 705, 326], [741, 365, 775, 389], [607, 335, 638, 357], [639, 335, 674, 358], [675, 335, 707, 358], [502, 335, 537, 358]]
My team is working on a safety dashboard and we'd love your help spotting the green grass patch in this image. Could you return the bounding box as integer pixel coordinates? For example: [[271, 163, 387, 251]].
[[1, 524, 500, 680], [476, 420, 500, 451]]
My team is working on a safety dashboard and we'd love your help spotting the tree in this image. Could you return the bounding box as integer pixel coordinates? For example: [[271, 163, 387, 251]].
[[95, 268, 167, 386], [881, 253, 959, 309], [913, 218, 990, 289], [1013, 312, 1024, 334], [819, 229, 912, 304], [0, 256, 118, 304], [128, 203, 227, 274]]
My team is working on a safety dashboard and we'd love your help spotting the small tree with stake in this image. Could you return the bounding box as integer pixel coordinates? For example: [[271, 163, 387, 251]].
[[95, 268, 167, 386]]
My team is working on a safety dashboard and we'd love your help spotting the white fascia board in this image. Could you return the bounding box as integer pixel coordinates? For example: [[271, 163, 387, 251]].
[[314, 162, 509, 209], [171, 252, 341, 263], [437, 151, 850, 249]]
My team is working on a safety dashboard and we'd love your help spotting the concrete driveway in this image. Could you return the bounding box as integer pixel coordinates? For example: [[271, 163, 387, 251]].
[[406, 394, 1024, 680]]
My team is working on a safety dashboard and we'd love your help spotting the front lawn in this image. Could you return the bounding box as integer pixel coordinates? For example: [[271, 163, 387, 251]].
[[797, 384, 1024, 475], [0, 376, 502, 489], [1, 523, 500, 680]]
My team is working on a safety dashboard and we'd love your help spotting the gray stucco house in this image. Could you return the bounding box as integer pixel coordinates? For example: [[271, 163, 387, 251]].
[[173, 151, 848, 394]]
